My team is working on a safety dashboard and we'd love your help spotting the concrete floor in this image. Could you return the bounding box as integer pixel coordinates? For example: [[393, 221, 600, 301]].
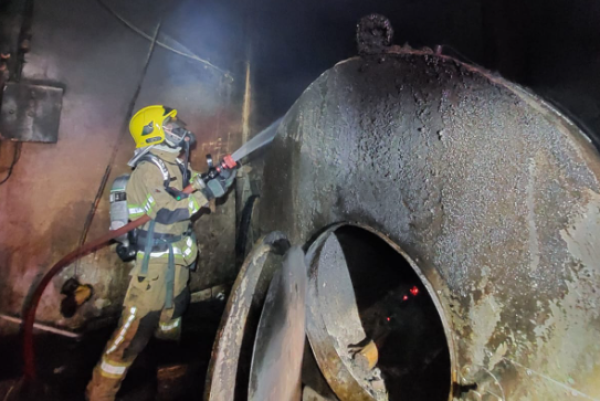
[[0, 299, 225, 401]]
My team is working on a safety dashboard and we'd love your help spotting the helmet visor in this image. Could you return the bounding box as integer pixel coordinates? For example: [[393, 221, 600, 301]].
[[163, 117, 196, 147], [163, 117, 184, 139]]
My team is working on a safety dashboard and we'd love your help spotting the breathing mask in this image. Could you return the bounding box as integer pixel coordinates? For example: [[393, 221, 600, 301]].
[[163, 117, 197, 149]]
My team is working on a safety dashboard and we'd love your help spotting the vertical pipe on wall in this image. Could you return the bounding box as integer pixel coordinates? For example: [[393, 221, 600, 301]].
[[241, 61, 252, 146]]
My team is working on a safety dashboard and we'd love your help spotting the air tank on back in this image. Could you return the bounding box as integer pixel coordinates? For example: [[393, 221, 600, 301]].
[[256, 17, 600, 401]]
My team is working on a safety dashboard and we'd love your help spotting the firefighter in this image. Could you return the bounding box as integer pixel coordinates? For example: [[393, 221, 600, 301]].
[[86, 105, 235, 401]]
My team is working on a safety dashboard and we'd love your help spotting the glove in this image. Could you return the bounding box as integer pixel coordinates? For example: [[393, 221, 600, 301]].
[[203, 168, 237, 199], [219, 167, 236, 189], [192, 174, 207, 191]]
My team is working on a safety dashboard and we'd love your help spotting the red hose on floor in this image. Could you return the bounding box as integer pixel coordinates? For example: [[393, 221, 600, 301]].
[[22, 185, 194, 380]]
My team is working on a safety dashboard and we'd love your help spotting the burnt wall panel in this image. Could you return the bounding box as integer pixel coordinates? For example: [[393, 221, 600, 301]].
[[0, 0, 244, 330], [0, 0, 150, 329]]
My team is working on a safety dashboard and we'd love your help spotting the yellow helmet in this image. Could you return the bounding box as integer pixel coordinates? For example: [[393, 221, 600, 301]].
[[129, 105, 178, 148]]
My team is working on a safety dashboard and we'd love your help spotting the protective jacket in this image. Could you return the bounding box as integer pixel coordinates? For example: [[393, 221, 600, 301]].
[[127, 148, 207, 267], [87, 148, 207, 401]]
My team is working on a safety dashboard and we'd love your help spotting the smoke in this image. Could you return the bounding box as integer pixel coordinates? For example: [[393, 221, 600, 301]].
[[99, 0, 484, 127], [245, 0, 483, 123]]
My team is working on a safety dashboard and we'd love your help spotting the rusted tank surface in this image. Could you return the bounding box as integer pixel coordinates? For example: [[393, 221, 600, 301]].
[[257, 50, 600, 400]]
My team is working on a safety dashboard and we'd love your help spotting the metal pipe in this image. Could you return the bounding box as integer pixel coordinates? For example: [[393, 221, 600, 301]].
[[0, 313, 81, 339]]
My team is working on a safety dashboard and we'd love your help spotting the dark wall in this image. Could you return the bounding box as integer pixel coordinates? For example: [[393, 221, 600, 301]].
[[248, 0, 484, 125], [244, 0, 600, 140], [521, 0, 600, 136]]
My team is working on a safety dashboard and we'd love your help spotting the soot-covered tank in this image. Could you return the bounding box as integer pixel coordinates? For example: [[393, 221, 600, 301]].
[[255, 47, 600, 400]]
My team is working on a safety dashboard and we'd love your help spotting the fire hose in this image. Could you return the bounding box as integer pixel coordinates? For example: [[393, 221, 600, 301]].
[[21, 186, 193, 380], [22, 154, 230, 380]]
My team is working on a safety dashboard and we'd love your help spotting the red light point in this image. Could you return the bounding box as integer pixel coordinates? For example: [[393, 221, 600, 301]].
[[386, 317, 391, 322], [410, 286, 419, 296], [402, 295, 409, 301]]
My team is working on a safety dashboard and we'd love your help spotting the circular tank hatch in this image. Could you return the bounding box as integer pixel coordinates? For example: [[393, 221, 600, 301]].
[[306, 224, 453, 401]]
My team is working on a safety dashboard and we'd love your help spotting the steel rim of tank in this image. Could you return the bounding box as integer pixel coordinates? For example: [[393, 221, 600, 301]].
[[305, 222, 456, 401], [205, 231, 289, 401], [247, 246, 307, 401]]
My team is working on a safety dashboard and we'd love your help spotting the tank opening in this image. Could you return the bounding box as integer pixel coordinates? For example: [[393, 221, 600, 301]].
[[334, 225, 451, 401]]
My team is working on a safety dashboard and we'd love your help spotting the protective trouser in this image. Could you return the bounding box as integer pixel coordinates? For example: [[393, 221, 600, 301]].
[[86, 262, 190, 401]]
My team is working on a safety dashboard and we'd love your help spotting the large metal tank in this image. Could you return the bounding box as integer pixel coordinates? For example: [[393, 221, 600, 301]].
[[256, 49, 600, 400]]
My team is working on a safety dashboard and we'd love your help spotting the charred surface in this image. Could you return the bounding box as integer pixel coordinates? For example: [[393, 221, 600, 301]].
[[335, 226, 450, 401], [205, 232, 289, 401], [258, 51, 600, 399]]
